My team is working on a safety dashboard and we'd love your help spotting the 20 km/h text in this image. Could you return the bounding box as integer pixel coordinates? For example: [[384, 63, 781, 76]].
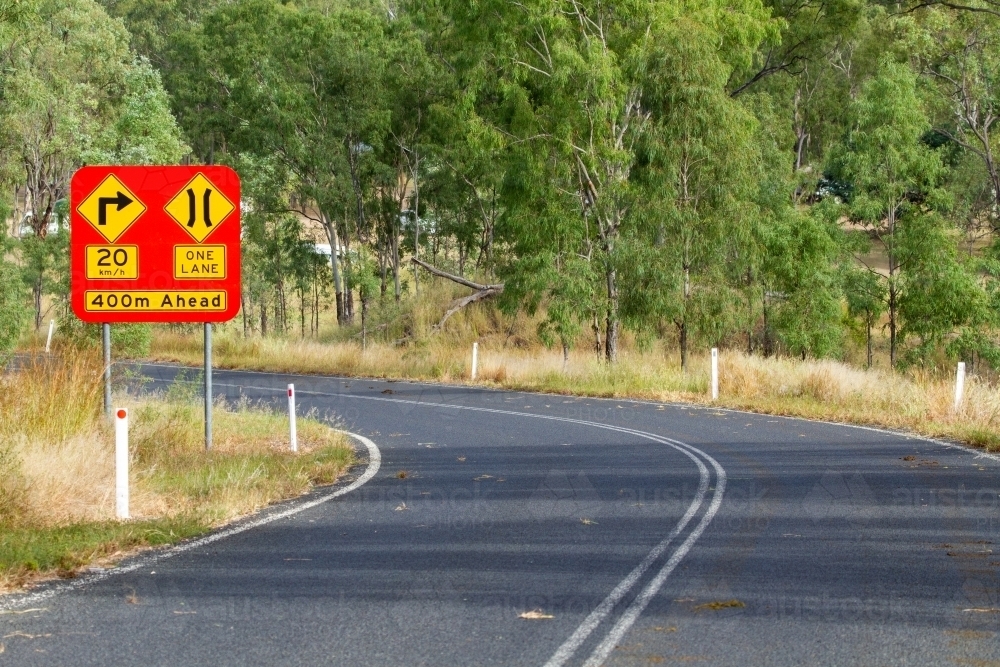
[[85, 245, 138, 279]]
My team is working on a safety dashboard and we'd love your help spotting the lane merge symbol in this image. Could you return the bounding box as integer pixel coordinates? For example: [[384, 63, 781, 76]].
[[76, 174, 146, 243], [164, 173, 235, 243]]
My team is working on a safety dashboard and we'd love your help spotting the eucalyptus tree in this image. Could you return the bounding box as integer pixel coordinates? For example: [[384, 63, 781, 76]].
[[916, 7, 1000, 237], [896, 211, 992, 364], [640, 1, 775, 369], [193, 0, 390, 325], [833, 59, 948, 366], [440, 0, 667, 361], [3, 0, 184, 329]]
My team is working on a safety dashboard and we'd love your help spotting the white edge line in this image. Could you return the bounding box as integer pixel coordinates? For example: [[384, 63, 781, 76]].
[[0, 430, 381, 612], [139, 362, 1000, 462]]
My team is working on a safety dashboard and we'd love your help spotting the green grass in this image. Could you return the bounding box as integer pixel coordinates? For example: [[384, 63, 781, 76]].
[[0, 518, 207, 582], [0, 352, 355, 593]]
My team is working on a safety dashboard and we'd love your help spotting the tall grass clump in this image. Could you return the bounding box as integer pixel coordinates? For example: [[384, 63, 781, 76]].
[[0, 351, 354, 591]]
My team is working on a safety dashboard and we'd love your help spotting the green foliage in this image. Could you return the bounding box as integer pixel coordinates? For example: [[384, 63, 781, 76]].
[[5, 0, 1000, 373], [0, 257, 29, 355], [62, 321, 152, 357]]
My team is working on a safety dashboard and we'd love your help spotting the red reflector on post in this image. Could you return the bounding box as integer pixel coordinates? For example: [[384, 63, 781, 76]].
[[116, 409, 127, 419], [288, 389, 293, 397]]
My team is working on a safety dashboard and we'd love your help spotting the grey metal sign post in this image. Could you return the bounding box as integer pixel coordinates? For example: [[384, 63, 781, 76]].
[[205, 322, 212, 451], [103, 323, 111, 418]]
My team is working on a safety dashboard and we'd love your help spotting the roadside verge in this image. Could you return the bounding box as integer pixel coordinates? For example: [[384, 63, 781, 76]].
[[0, 353, 368, 596]]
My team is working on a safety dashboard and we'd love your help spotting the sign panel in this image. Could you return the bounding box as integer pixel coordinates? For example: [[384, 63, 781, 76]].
[[70, 166, 241, 323]]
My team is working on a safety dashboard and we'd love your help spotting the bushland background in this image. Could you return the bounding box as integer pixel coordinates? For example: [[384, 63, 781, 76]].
[[4, 0, 1000, 450]]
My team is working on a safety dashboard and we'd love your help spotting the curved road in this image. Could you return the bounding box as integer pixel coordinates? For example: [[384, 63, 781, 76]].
[[2, 365, 999, 666]]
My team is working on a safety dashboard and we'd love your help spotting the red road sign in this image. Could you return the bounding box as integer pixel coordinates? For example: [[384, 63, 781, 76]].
[[70, 166, 241, 323]]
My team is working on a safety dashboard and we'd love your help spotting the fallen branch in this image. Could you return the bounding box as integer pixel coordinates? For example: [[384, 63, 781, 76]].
[[411, 257, 503, 291], [410, 257, 505, 332], [434, 286, 503, 331]]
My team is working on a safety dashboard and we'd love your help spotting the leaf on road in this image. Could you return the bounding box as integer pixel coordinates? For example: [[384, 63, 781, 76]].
[[519, 609, 554, 620], [580, 518, 597, 525], [474, 474, 493, 481], [692, 599, 745, 612], [395, 503, 409, 511]]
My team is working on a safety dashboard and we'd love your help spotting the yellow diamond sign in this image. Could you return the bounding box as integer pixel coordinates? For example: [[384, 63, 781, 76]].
[[76, 175, 146, 243], [164, 173, 235, 243]]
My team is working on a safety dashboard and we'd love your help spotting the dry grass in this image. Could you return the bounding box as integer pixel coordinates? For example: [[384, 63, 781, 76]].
[[0, 352, 354, 591], [150, 328, 1000, 453]]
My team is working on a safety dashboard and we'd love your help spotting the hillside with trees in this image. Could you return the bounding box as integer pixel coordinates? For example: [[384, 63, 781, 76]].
[[4, 0, 1000, 374]]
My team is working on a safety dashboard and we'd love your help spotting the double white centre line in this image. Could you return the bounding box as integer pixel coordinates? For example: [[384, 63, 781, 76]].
[[204, 377, 727, 667]]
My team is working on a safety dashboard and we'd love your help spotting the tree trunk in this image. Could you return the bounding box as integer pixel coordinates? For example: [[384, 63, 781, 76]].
[[680, 260, 691, 371], [866, 310, 873, 369], [679, 321, 688, 372], [887, 204, 898, 367], [562, 340, 569, 373], [361, 297, 369, 350], [313, 281, 320, 336], [33, 276, 42, 330], [888, 283, 897, 367], [592, 313, 602, 358], [322, 213, 345, 324], [277, 282, 287, 333], [413, 150, 420, 295], [762, 301, 773, 358], [605, 265, 619, 363], [378, 237, 388, 297], [341, 217, 355, 325], [392, 230, 401, 302]]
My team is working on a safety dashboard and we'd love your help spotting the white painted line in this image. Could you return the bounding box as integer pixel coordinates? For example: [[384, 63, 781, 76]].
[[581, 438, 726, 667], [139, 362, 1000, 462], [201, 381, 724, 667], [542, 437, 710, 667], [0, 430, 380, 612]]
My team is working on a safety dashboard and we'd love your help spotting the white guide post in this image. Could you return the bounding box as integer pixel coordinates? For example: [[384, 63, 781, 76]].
[[471, 342, 479, 381], [115, 408, 129, 519], [711, 348, 719, 401], [954, 361, 966, 412], [45, 320, 55, 353], [288, 384, 298, 453]]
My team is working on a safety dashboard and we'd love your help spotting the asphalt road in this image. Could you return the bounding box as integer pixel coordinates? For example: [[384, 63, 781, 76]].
[[2, 364, 999, 666]]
